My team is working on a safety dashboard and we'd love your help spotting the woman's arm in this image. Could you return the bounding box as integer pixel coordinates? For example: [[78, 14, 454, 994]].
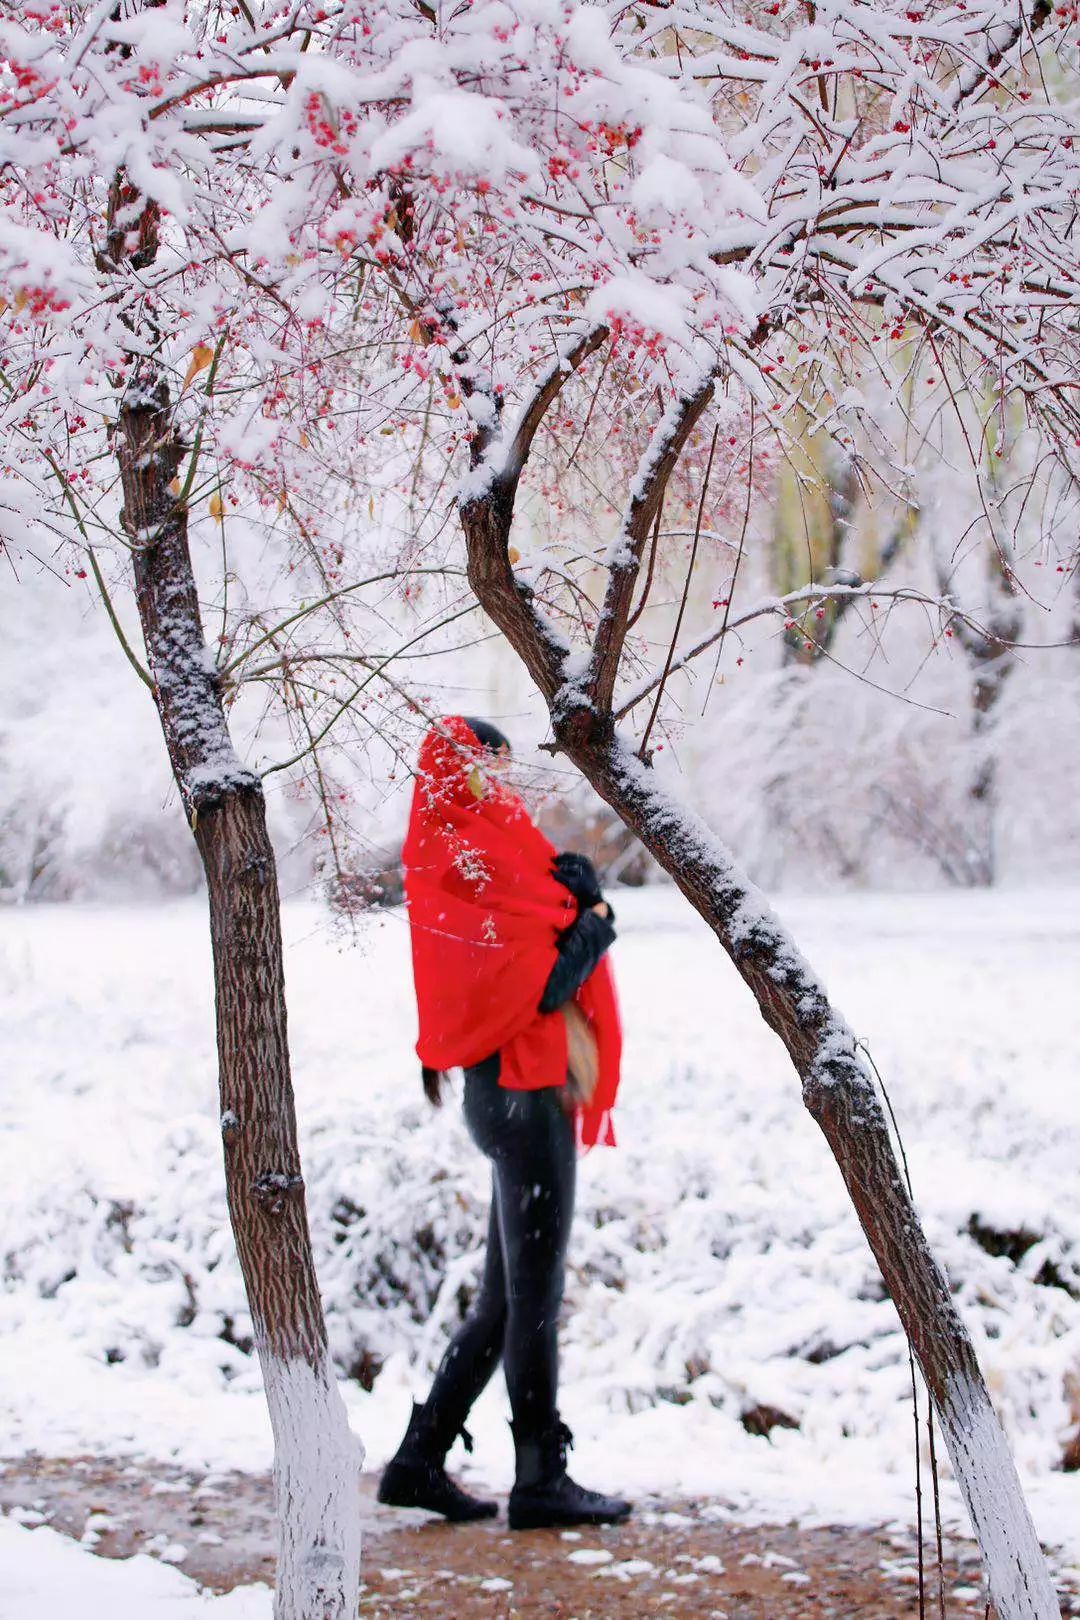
[[538, 905, 616, 1014]]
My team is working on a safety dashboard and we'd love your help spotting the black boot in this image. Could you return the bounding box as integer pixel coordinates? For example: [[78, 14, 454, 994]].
[[378, 1402, 498, 1523], [508, 1418, 632, 1531]]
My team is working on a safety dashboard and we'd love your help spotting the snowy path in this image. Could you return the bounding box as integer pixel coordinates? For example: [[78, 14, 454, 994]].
[[3, 886, 1080, 1606], [0, 1453, 1017, 1618]]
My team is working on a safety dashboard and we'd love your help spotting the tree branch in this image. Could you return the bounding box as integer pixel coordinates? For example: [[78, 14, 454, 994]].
[[638, 423, 720, 761], [259, 601, 478, 779], [218, 565, 466, 679], [583, 372, 717, 721], [498, 325, 609, 491], [614, 581, 1026, 722], [459, 327, 611, 704]]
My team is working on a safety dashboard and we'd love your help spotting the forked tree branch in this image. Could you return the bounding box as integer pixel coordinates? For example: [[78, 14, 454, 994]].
[[499, 325, 609, 491], [459, 327, 612, 703], [613, 580, 1040, 722], [457, 373, 1063, 1612], [583, 373, 717, 719]]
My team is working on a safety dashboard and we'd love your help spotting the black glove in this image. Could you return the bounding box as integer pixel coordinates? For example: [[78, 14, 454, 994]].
[[552, 851, 603, 910], [539, 907, 617, 1014]]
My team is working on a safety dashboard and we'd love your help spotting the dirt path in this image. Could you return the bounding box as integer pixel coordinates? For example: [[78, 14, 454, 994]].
[[3, 1455, 1076, 1618]]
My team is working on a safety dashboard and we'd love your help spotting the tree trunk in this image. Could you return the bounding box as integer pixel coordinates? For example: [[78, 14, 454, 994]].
[[116, 371, 362, 1620], [964, 650, 1014, 887], [556, 724, 1058, 1620], [930, 437, 1021, 888]]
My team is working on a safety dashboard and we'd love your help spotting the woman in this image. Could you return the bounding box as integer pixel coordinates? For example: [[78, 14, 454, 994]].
[[378, 715, 631, 1531]]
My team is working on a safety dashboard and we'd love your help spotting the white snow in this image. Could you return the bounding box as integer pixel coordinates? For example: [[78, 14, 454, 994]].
[[584, 274, 694, 346], [0, 1517, 269, 1618], [3, 886, 1080, 1610]]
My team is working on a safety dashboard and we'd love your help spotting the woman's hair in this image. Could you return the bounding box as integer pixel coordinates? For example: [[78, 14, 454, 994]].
[[419, 718, 508, 1107], [462, 716, 511, 753]]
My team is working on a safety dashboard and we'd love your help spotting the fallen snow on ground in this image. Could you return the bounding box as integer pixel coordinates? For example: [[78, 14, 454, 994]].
[[0, 1517, 269, 1618], [3, 887, 1080, 1584]]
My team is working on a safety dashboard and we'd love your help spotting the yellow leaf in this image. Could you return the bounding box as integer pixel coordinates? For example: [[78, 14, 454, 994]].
[[446, 392, 461, 410], [182, 343, 214, 391], [368, 494, 375, 519], [167, 476, 181, 496], [508, 545, 520, 565], [298, 429, 309, 449], [208, 491, 224, 521], [276, 489, 287, 514], [467, 765, 484, 801], [408, 317, 424, 344], [13, 289, 28, 313]]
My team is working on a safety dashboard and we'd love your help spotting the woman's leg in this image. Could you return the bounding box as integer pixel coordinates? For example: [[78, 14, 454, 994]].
[[420, 1184, 507, 1434], [490, 1091, 576, 1434], [378, 1151, 506, 1520], [463, 1066, 576, 1434], [463, 1064, 631, 1530]]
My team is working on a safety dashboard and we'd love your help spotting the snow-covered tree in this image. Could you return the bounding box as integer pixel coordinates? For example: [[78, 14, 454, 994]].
[[3, 1, 1078, 1614], [295, 4, 1075, 1613], [0, 8, 382, 1614]]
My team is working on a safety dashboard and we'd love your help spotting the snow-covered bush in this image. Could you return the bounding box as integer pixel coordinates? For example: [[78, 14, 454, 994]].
[[5, 893, 1080, 1484]]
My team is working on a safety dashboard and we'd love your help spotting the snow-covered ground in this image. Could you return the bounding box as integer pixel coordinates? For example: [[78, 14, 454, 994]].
[[3, 886, 1080, 1606], [0, 1516, 269, 1619]]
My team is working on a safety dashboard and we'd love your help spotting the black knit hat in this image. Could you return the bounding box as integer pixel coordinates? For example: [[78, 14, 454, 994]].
[[462, 716, 512, 753]]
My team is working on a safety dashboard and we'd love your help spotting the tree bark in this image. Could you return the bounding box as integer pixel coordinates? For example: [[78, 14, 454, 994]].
[[957, 638, 1016, 887], [115, 341, 361, 1620]]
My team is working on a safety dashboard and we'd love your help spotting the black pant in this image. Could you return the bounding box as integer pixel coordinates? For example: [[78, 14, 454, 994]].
[[422, 1056, 576, 1440]]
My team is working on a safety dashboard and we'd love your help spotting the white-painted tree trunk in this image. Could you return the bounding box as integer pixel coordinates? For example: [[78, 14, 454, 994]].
[[107, 168, 366, 1619], [937, 1371, 1060, 1619], [262, 1356, 365, 1620]]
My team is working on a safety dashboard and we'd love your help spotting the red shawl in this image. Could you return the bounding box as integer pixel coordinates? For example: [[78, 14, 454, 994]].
[[402, 716, 621, 1149]]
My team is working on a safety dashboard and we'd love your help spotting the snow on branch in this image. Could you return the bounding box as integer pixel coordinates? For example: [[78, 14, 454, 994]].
[[612, 580, 1050, 722], [3, 0, 1078, 798], [582, 374, 719, 719]]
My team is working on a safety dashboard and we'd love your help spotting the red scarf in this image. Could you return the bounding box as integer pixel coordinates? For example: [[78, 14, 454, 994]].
[[402, 716, 621, 1149]]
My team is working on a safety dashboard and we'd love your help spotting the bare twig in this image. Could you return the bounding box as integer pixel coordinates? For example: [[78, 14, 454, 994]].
[[260, 601, 477, 779], [639, 423, 720, 760], [87, 546, 155, 692], [42, 452, 154, 691], [702, 398, 756, 715], [616, 578, 1045, 722], [219, 566, 467, 679]]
